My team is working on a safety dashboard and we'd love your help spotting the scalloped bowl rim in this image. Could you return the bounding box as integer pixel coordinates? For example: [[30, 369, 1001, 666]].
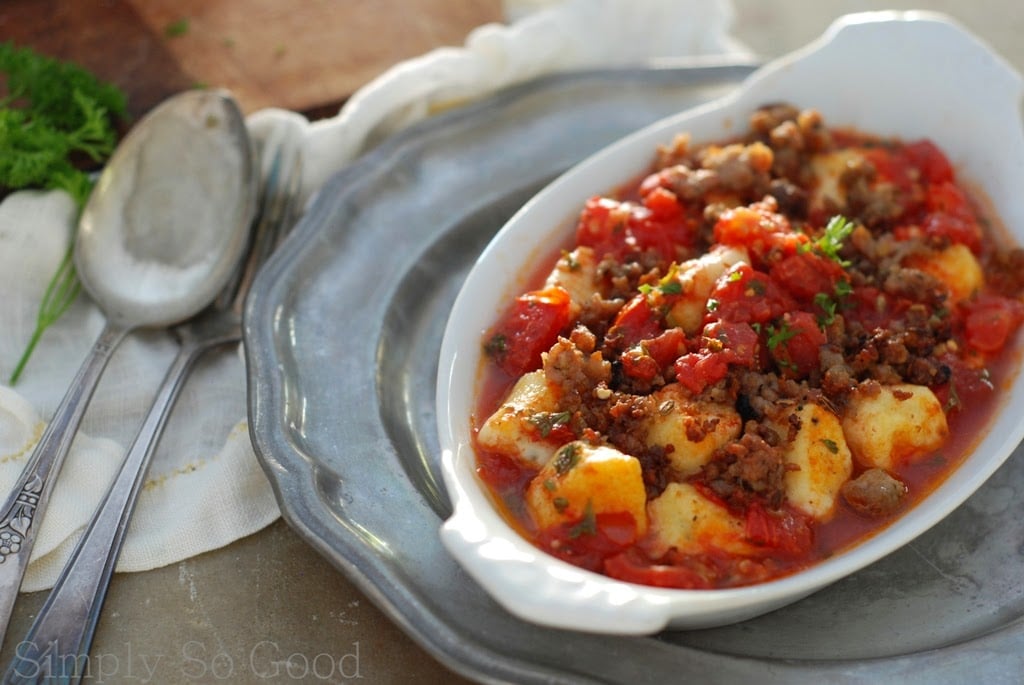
[[436, 10, 1024, 634]]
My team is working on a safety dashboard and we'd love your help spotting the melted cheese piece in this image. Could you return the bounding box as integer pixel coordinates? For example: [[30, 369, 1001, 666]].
[[526, 441, 647, 535], [904, 243, 984, 304], [774, 403, 853, 520], [477, 370, 561, 466], [646, 482, 756, 558], [642, 384, 742, 477], [842, 383, 949, 470], [666, 245, 749, 334]]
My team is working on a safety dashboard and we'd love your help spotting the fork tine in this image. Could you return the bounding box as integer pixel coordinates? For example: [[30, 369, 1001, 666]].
[[244, 150, 303, 292], [215, 144, 304, 313]]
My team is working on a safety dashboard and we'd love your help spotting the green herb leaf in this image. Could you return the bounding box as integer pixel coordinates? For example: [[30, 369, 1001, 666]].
[[765, 321, 797, 351], [639, 263, 682, 297], [569, 500, 597, 538], [483, 333, 507, 357], [553, 443, 581, 476], [527, 410, 572, 438], [165, 19, 190, 38], [802, 215, 855, 266], [814, 278, 853, 329]]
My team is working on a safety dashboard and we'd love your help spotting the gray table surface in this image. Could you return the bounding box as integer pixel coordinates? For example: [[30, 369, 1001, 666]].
[[1, 1, 1020, 683]]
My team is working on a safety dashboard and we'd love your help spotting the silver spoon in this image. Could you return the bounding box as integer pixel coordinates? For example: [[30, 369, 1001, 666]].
[[0, 89, 256, 640]]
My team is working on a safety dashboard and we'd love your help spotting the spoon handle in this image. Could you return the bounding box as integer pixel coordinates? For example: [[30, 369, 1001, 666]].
[[0, 321, 129, 645], [1, 333, 214, 685]]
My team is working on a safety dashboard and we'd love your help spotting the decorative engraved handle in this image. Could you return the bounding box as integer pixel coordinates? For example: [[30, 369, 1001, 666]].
[[0, 336, 211, 685], [0, 321, 129, 644]]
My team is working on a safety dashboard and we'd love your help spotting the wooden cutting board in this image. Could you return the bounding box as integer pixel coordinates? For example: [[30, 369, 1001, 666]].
[[0, 0, 504, 120]]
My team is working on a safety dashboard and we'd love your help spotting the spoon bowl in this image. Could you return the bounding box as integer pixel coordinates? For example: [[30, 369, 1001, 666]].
[[76, 89, 256, 328]]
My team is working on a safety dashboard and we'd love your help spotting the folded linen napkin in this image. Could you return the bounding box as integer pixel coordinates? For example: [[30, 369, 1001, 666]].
[[0, 0, 747, 592]]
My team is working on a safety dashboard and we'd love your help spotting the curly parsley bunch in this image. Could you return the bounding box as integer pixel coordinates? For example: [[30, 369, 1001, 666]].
[[0, 42, 128, 382]]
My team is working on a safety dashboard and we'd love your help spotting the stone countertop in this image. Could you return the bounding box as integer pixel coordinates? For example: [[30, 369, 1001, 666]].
[[0, 1, 1021, 682]]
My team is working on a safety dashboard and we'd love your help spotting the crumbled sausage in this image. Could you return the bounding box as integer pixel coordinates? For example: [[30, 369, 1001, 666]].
[[841, 468, 908, 517]]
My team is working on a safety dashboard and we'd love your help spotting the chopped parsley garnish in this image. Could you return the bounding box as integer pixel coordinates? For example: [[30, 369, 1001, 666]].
[[165, 19, 190, 38], [0, 42, 128, 383], [553, 443, 581, 476], [814, 278, 853, 328], [528, 410, 572, 438], [659, 280, 683, 295], [801, 214, 855, 266], [639, 263, 682, 297], [561, 250, 581, 270], [821, 438, 839, 454], [483, 333, 507, 357], [568, 501, 597, 538], [765, 321, 798, 350]]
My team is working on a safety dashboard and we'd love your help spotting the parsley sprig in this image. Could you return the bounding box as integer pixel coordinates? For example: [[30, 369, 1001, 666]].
[[0, 42, 127, 383], [801, 214, 855, 266]]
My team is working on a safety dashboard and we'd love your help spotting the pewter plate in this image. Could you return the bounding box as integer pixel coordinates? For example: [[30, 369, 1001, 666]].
[[244, 65, 1024, 684]]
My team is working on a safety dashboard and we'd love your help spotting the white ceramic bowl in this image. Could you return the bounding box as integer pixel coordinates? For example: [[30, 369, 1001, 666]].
[[436, 11, 1024, 635]]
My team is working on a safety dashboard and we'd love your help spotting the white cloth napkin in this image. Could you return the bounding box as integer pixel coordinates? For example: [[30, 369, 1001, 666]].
[[0, 0, 746, 592]]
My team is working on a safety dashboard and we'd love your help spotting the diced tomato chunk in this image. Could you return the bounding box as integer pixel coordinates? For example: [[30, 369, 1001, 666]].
[[770, 252, 844, 303], [675, 351, 728, 394], [609, 294, 663, 349], [620, 327, 687, 382], [537, 511, 639, 572], [644, 327, 688, 366], [713, 199, 806, 266], [643, 186, 683, 220], [604, 548, 716, 589], [575, 194, 695, 262], [674, 320, 762, 393], [475, 450, 536, 492], [904, 139, 955, 185], [704, 320, 762, 367], [768, 311, 826, 379], [485, 286, 571, 376], [922, 182, 982, 252], [931, 351, 996, 412], [963, 295, 1024, 353], [709, 263, 796, 325], [744, 503, 813, 556]]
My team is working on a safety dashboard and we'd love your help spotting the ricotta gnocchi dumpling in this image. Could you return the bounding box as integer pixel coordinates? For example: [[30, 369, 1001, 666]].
[[903, 243, 984, 304], [544, 246, 600, 319], [645, 482, 756, 558], [666, 245, 749, 334], [807, 148, 866, 211], [841, 383, 949, 470], [642, 385, 742, 477], [477, 370, 563, 466], [773, 403, 853, 520], [525, 441, 647, 536]]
